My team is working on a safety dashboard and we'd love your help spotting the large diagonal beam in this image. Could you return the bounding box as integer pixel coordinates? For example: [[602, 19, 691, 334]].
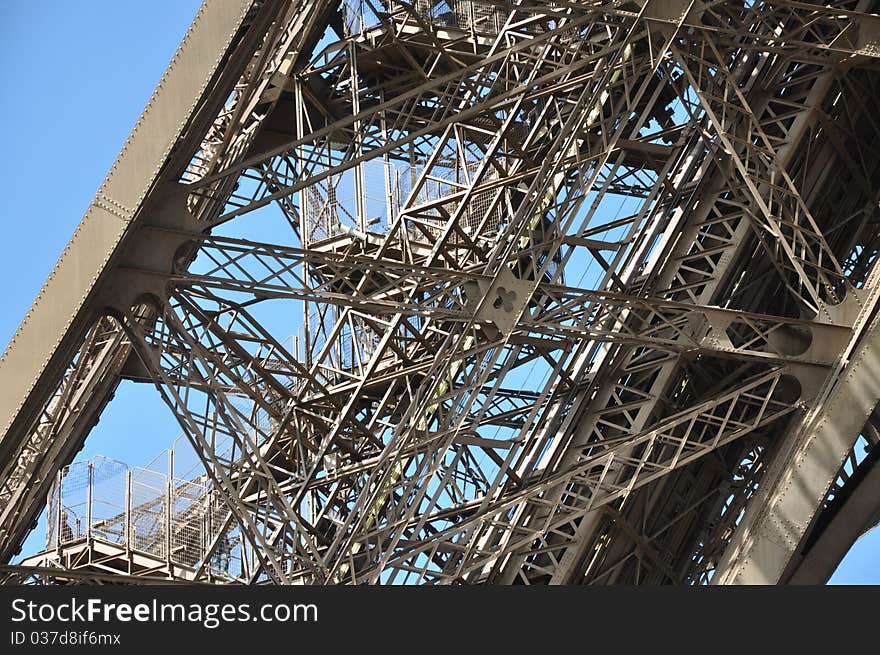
[[0, 0, 339, 563], [0, 0, 277, 561]]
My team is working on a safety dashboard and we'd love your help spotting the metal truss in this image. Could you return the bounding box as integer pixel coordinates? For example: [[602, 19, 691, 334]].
[[3, 0, 880, 585]]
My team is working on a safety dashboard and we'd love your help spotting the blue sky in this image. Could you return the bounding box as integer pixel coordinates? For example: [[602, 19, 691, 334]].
[[0, 0, 877, 583]]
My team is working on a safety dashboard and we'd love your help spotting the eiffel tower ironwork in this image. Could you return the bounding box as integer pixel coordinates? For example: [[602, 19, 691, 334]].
[[3, 0, 880, 585]]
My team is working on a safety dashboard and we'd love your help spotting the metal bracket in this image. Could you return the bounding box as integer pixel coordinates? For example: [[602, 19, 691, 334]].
[[466, 266, 533, 339]]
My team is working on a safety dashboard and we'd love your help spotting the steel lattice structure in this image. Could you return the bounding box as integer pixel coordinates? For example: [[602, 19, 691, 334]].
[[3, 0, 880, 584]]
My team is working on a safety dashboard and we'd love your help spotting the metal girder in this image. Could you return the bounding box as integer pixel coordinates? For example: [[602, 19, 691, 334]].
[[486, 10, 855, 584], [0, 0, 339, 564], [0, 0, 263, 457], [5, 0, 880, 586], [159, 234, 851, 365], [0, 0, 274, 561], [0, 564, 201, 586], [711, 276, 880, 584], [510, 0, 880, 585]]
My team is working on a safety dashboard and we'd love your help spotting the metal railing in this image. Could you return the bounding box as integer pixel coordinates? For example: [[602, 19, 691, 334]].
[[45, 454, 234, 573], [341, 1, 514, 37]]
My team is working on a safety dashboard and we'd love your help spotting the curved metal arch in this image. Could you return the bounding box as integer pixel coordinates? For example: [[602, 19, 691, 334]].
[[783, 441, 880, 584]]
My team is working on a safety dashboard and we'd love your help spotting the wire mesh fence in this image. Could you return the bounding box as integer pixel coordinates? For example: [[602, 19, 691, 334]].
[[45, 454, 234, 575], [341, 1, 515, 37], [392, 159, 507, 242], [130, 467, 167, 559], [303, 159, 390, 244]]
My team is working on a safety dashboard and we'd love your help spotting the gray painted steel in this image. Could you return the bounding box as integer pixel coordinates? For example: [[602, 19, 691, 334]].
[[3, 0, 880, 584]]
